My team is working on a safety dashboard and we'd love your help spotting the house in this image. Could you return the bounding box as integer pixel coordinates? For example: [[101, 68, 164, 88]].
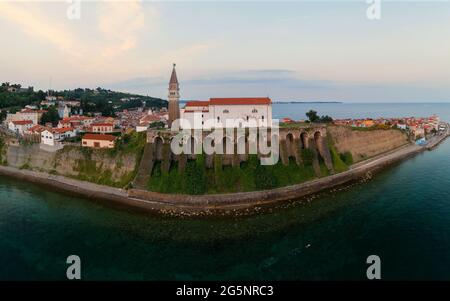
[[180, 97, 273, 129], [8, 120, 34, 135], [91, 123, 114, 133], [40, 128, 76, 146], [5, 109, 46, 125], [26, 124, 49, 135], [82, 133, 116, 148]]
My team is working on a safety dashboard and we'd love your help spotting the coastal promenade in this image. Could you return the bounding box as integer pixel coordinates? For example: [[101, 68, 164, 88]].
[[0, 128, 448, 216]]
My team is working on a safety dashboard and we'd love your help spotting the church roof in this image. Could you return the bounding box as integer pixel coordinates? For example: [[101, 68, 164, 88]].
[[209, 97, 272, 105], [185, 101, 209, 107], [184, 98, 272, 109], [169, 63, 178, 84]]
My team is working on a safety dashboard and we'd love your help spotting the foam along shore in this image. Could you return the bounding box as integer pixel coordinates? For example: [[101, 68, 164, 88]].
[[0, 130, 448, 216]]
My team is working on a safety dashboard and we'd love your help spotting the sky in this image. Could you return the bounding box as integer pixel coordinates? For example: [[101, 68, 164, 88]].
[[0, 0, 450, 102]]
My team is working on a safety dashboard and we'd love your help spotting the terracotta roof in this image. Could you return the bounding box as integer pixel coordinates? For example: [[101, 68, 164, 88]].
[[92, 123, 114, 127], [185, 101, 209, 107], [28, 125, 49, 133], [209, 97, 272, 105], [12, 120, 33, 125], [82, 133, 116, 142], [52, 127, 74, 133]]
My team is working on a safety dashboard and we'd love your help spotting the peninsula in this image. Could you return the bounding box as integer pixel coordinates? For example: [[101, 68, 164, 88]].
[[0, 67, 448, 216]]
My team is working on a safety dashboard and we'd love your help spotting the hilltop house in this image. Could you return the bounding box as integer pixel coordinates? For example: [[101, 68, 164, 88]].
[[5, 108, 46, 125], [82, 133, 116, 149], [91, 123, 114, 133], [8, 120, 33, 135], [41, 128, 76, 146]]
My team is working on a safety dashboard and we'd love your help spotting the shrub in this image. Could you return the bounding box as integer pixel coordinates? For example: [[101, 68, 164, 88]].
[[254, 164, 278, 190], [301, 148, 314, 166], [339, 151, 353, 165], [184, 155, 206, 195]]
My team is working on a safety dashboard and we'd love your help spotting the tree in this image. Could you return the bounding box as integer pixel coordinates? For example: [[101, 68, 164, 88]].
[[306, 110, 333, 123], [320, 115, 333, 123], [306, 110, 320, 123], [40, 106, 60, 126], [0, 110, 7, 123]]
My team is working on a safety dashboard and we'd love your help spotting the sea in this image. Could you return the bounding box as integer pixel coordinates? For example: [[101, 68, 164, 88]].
[[2, 102, 450, 280]]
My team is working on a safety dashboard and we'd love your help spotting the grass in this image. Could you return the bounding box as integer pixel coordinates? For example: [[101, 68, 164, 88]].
[[147, 154, 323, 195]]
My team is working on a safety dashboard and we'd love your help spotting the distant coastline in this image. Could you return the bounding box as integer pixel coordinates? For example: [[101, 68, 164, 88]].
[[273, 101, 343, 104]]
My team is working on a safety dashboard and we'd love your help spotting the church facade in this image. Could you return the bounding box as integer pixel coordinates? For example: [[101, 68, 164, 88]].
[[167, 64, 273, 130], [180, 97, 272, 130]]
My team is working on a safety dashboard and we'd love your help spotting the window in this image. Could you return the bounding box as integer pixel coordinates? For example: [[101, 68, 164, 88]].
[[252, 109, 258, 113], [262, 116, 264, 120], [217, 116, 220, 122], [246, 116, 249, 121], [223, 109, 229, 113]]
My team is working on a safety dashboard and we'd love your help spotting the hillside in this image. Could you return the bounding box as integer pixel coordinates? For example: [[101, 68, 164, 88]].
[[0, 83, 167, 117]]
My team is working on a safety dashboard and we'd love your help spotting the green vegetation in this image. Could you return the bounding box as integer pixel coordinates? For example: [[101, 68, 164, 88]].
[[339, 152, 353, 166], [0, 83, 167, 116], [148, 154, 331, 195], [0, 136, 6, 165], [301, 149, 314, 166], [149, 121, 166, 129], [57, 87, 167, 116], [329, 144, 348, 173], [350, 124, 392, 131], [0, 83, 46, 111], [306, 110, 333, 123], [40, 106, 60, 126]]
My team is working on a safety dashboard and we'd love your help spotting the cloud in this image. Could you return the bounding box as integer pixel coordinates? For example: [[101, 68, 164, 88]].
[[0, 1, 155, 64], [97, 1, 154, 59], [0, 2, 85, 58]]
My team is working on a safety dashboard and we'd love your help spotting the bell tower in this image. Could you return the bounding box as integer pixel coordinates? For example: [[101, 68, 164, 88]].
[[168, 63, 180, 128]]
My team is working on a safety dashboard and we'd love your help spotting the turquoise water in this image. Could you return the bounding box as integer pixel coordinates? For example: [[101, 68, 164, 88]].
[[2, 103, 450, 280]]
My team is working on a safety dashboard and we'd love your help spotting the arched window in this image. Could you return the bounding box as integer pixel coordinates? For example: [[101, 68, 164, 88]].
[[217, 116, 220, 122]]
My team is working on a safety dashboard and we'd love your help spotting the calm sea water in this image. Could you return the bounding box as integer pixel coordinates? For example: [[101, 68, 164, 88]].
[[2, 103, 450, 280]]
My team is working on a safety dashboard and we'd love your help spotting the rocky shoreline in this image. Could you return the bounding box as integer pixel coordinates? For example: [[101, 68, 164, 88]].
[[0, 132, 448, 217]]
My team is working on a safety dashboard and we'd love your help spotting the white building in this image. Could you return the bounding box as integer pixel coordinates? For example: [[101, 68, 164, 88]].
[[58, 104, 70, 119], [180, 97, 272, 130], [41, 128, 76, 146], [5, 109, 45, 125], [8, 120, 34, 135]]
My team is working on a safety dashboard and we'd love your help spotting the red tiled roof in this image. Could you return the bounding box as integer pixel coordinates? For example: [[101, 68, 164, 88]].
[[209, 97, 271, 105], [12, 120, 33, 125], [185, 101, 209, 107], [82, 133, 116, 142], [92, 123, 114, 127], [53, 127, 74, 133], [28, 125, 49, 133]]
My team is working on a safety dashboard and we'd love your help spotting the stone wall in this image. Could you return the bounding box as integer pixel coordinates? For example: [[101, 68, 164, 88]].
[[5, 143, 137, 187], [328, 126, 409, 162]]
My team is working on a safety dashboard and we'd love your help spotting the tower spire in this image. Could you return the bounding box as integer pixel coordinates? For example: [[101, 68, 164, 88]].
[[170, 63, 178, 85], [168, 63, 180, 129]]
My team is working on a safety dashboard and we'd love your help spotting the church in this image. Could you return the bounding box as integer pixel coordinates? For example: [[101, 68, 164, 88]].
[[167, 64, 273, 130]]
